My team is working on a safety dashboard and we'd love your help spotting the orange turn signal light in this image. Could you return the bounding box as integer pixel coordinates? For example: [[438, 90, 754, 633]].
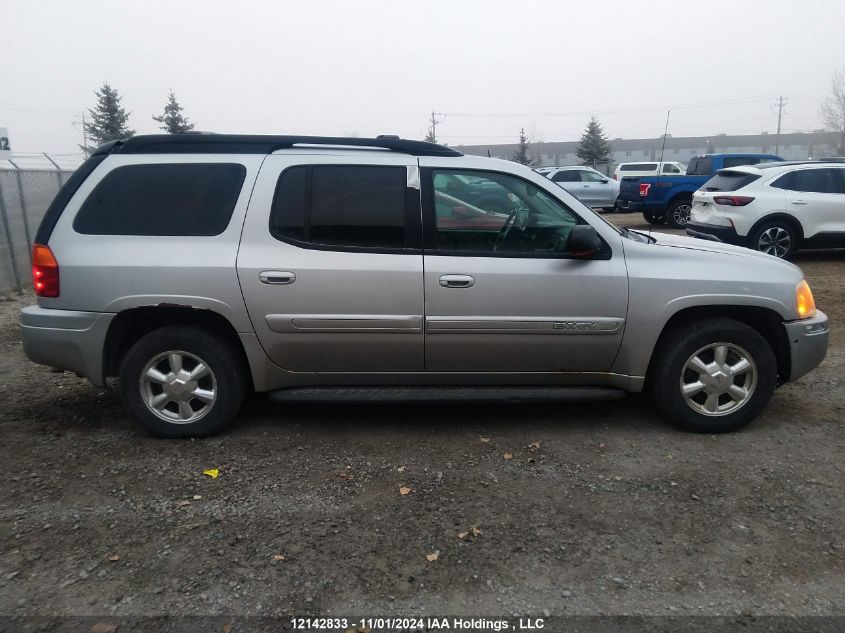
[[32, 244, 60, 298], [796, 279, 816, 319]]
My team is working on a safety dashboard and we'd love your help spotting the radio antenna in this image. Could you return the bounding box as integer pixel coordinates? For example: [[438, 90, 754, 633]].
[[648, 110, 671, 238]]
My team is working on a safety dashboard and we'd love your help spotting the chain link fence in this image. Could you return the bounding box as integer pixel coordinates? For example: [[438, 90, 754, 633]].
[[0, 162, 76, 294]]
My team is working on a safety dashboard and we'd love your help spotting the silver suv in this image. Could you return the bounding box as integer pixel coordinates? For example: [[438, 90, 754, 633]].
[[21, 135, 829, 437]]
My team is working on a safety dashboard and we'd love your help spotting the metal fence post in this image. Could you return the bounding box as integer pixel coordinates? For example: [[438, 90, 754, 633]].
[[0, 176, 23, 293], [8, 161, 33, 263]]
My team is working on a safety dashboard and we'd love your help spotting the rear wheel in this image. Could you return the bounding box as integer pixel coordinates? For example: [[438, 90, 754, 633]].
[[666, 198, 692, 228], [649, 318, 776, 433], [119, 326, 248, 438], [749, 220, 797, 259]]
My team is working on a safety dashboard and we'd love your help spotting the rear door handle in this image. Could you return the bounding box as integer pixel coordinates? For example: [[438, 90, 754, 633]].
[[439, 274, 475, 288], [792, 200, 808, 205], [259, 271, 296, 285]]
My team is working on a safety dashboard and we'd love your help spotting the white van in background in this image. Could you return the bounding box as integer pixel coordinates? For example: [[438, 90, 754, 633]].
[[613, 161, 687, 180]]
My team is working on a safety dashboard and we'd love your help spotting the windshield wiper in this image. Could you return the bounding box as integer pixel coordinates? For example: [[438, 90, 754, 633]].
[[622, 227, 657, 243]]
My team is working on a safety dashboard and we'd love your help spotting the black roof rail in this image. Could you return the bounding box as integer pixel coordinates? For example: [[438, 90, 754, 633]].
[[106, 134, 462, 157]]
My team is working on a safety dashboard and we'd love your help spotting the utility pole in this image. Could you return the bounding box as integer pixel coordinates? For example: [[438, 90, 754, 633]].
[[774, 96, 787, 155], [81, 111, 89, 156], [427, 111, 445, 143]]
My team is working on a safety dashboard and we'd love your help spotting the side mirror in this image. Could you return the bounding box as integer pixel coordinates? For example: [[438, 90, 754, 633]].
[[600, 178, 609, 184], [567, 225, 603, 257]]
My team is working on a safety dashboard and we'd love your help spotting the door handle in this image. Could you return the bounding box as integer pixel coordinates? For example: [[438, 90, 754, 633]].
[[791, 200, 808, 205], [259, 271, 296, 285], [439, 274, 475, 288]]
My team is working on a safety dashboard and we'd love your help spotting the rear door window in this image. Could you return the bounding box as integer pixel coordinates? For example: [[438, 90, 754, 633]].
[[552, 170, 581, 183], [270, 165, 416, 250], [74, 163, 246, 236], [772, 168, 845, 194]]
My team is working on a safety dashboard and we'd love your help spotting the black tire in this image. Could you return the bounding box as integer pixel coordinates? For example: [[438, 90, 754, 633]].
[[643, 210, 665, 225], [119, 326, 248, 438], [748, 220, 797, 259], [666, 198, 692, 228], [649, 318, 776, 433], [602, 207, 616, 213]]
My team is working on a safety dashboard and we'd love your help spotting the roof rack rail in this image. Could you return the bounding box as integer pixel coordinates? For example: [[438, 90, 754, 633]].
[[105, 134, 462, 157]]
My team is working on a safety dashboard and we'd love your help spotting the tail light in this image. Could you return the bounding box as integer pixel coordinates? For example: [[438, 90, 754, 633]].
[[639, 183, 651, 197], [713, 195, 755, 206], [32, 244, 59, 297]]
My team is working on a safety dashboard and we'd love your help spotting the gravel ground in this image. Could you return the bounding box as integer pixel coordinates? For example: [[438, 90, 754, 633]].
[[0, 215, 843, 619]]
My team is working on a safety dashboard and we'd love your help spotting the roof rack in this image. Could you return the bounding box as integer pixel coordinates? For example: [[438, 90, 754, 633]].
[[96, 134, 462, 157]]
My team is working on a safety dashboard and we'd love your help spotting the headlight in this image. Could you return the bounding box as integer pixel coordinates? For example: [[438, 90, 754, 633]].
[[796, 279, 816, 319]]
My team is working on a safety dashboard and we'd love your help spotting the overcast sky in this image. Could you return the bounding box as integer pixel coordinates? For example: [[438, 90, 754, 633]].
[[3, 0, 844, 156]]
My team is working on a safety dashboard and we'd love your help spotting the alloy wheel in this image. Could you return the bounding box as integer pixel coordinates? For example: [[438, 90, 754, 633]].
[[672, 203, 692, 226], [680, 343, 757, 416], [757, 226, 791, 258], [139, 350, 217, 424]]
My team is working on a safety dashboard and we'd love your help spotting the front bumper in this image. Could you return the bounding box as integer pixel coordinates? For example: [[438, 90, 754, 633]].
[[20, 306, 115, 386], [686, 222, 745, 246], [783, 310, 829, 382]]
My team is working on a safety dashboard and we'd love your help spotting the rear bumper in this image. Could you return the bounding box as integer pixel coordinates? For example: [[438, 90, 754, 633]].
[[20, 306, 115, 386], [783, 310, 829, 382], [686, 222, 746, 246], [615, 199, 645, 212]]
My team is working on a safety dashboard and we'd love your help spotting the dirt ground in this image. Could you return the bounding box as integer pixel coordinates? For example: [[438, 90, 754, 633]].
[[1, 215, 843, 620]]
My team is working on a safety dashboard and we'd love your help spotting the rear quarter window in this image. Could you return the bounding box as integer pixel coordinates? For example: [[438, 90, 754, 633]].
[[621, 163, 657, 171], [73, 163, 246, 236], [687, 157, 713, 175]]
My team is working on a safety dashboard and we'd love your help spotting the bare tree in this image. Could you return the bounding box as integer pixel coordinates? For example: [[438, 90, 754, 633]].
[[821, 66, 845, 155]]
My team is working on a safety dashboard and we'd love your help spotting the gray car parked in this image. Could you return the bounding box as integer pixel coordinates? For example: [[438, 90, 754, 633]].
[[21, 135, 828, 437]]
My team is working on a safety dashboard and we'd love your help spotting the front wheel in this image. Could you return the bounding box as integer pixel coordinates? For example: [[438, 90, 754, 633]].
[[119, 326, 248, 438], [666, 199, 692, 228], [749, 221, 797, 259], [649, 318, 776, 433]]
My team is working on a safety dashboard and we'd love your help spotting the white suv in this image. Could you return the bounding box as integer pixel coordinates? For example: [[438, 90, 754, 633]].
[[688, 162, 845, 258]]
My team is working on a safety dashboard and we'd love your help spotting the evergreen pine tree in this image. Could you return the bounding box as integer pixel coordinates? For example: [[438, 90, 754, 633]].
[[575, 117, 612, 167], [511, 128, 537, 166], [153, 91, 196, 134], [83, 83, 134, 153]]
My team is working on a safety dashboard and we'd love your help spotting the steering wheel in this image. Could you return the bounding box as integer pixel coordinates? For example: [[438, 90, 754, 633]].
[[493, 205, 530, 251]]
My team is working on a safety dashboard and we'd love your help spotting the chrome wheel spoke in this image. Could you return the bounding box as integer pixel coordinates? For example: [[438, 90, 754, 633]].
[[686, 355, 708, 374], [728, 384, 748, 402], [191, 387, 215, 403], [682, 381, 705, 396], [145, 368, 168, 384], [730, 358, 751, 375], [150, 392, 170, 410], [189, 362, 210, 381], [714, 344, 728, 365], [703, 393, 720, 413], [178, 401, 194, 420], [168, 353, 183, 373]]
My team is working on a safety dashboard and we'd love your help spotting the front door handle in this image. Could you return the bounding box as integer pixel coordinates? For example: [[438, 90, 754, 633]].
[[791, 200, 808, 205], [439, 274, 475, 288], [259, 271, 296, 285]]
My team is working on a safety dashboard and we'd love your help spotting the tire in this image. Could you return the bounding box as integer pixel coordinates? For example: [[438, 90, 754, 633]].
[[119, 326, 248, 438], [748, 220, 797, 259], [649, 318, 776, 433], [643, 210, 665, 225], [666, 198, 692, 228], [602, 207, 616, 213]]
